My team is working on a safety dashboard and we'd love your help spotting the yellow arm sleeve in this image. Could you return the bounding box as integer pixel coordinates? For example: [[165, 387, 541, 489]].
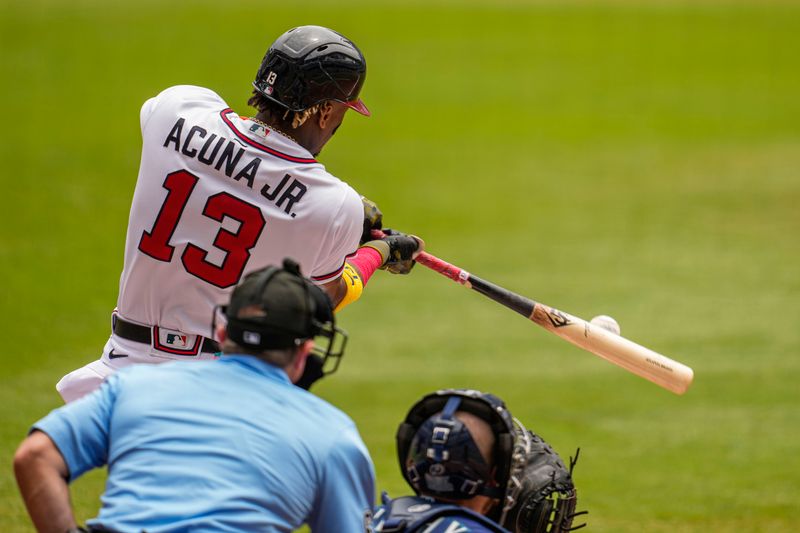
[[333, 263, 364, 313]]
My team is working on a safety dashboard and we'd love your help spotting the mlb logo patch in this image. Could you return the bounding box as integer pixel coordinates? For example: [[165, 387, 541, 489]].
[[165, 333, 188, 348], [249, 123, 268, 138], [154, 327, 200, 356], [243, 331, 261, 345]]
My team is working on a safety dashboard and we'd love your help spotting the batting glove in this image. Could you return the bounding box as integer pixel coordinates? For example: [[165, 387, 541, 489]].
[[363, 228, 424, 275]]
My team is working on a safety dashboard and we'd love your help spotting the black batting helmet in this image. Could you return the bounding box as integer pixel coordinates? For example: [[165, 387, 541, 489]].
[[396, 389, 532, 524], [253, 25, 369, 116]]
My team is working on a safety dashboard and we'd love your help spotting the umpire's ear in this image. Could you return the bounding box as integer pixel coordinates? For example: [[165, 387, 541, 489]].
[[287, 340, 314, 384]]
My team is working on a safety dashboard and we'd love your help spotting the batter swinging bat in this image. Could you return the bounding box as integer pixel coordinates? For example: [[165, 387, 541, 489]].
[[379, 231, 694, 395]]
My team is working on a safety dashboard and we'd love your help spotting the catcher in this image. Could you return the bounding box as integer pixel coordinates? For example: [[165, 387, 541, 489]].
[[367, 389, 586, 533]]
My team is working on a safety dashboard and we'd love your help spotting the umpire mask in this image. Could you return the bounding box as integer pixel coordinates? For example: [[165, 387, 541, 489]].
[[212, 258, 347, 381]]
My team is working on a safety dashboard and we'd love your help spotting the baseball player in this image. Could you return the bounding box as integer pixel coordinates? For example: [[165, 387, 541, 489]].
[[56, 25, 422, 402]]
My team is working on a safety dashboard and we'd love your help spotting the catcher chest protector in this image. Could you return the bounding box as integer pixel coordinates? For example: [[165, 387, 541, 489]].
[[396, 389, 530, 525], [369, 494, 510, 533], [253, 25, 369, 115]]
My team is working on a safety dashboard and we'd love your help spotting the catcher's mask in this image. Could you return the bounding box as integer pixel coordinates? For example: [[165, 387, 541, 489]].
[[212, 258, 347, 376], [396, 389, 531, 524], [253, 25, 369, 116]]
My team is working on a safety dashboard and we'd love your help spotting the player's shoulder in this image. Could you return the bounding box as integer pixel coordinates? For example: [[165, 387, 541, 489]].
[[286, 388, 372, 464], [339, 182, 363, 212], [292, 170, 362, 230], [295, 387, 357, 429], [140, 85, 226, 128], [307, 176, 362, 223], [333, 184, 365, 236], [329, 179, 362, 218], [149, 85, 225, 107]]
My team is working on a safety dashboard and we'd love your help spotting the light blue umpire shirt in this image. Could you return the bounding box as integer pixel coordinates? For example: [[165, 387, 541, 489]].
[[33, 355, 375, 532]]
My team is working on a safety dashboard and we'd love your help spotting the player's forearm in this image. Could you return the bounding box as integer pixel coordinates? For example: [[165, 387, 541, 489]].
[[321, 276, 348, 308], [333, 246, 385, 312], [14, 431, 76, 533], [324, 231, 423, 312]]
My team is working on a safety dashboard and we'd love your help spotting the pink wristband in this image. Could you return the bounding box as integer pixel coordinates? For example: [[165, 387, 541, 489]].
[[347, 246, 384, 285]]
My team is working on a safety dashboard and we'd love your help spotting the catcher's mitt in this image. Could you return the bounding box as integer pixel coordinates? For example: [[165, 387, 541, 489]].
[[502, 430, 587, 533]]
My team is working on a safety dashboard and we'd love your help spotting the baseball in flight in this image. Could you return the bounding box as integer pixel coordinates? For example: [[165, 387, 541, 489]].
[[590, 315, 621, 335]]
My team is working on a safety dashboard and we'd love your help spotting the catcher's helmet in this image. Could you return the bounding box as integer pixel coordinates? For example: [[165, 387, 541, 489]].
[[253, 25, 369, 116], [218, 258, 347, 376], [396, 389, 532, 524]]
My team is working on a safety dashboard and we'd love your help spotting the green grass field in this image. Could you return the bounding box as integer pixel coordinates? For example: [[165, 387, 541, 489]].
[[1, 1, 798, 531]]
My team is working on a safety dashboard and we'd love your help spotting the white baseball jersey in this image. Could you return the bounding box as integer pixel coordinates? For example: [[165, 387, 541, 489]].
[[57, 85, 364, 402], [120, 85, 363, 335]]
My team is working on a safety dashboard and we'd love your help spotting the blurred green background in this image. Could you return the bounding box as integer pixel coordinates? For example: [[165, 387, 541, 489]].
[[1, 0, 798, 531]]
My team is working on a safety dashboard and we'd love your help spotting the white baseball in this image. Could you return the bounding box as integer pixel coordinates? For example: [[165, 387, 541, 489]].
[[590, 315, 620, 335]]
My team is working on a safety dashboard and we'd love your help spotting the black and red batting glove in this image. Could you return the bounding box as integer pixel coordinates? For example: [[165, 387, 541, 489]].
[[363, 228, 423, 275]]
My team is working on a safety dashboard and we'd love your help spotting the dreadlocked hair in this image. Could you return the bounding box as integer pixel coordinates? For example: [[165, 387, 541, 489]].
[[247, 90, 322, 130]]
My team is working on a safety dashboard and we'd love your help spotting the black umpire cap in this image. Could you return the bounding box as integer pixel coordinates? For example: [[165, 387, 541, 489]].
[[223, 258, 335, 351]]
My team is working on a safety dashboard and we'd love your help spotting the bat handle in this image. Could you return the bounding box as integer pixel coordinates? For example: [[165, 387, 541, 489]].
[[416, 252, 469, 284], [369, 229, 468, 284]]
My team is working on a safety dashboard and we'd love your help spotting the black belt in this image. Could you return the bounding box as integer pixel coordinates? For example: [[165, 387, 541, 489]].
[[113, 316, 220, 354]]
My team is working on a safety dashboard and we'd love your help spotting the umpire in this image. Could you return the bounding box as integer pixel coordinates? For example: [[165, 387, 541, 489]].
[[14, 259, 375, 532]]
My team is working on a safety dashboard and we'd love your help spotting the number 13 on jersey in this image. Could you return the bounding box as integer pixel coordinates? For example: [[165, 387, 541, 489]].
[[138, 170, 266, 288]]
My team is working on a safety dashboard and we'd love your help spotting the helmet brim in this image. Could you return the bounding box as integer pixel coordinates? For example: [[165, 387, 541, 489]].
[[344, 98, 370, 116]]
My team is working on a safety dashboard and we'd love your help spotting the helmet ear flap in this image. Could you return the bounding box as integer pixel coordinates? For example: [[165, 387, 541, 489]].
[[495, 433, 514, 487], [396, 421, 417, 487]]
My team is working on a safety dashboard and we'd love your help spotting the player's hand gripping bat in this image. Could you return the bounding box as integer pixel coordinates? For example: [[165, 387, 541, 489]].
[[374, 230, 694, 395]]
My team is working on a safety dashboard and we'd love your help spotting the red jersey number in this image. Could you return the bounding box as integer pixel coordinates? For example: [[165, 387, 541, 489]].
[[138, 170, 266, 288]]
